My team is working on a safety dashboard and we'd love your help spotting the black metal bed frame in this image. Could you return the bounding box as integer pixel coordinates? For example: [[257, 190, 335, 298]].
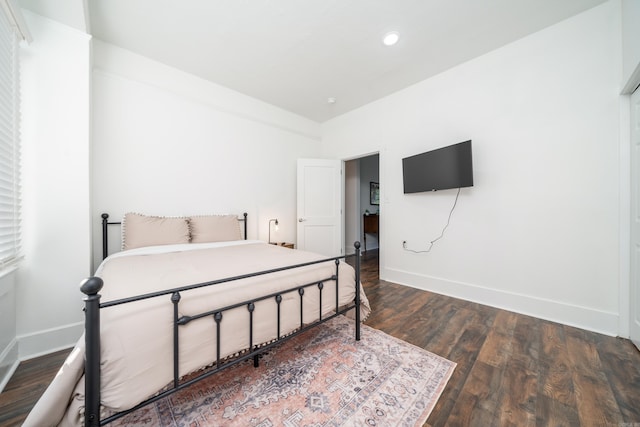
[[80, 213, 362, 427]]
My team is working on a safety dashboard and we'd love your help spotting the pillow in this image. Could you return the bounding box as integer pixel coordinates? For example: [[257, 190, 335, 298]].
[[189, 215, 242, 243], [122, 213, 190, 250]]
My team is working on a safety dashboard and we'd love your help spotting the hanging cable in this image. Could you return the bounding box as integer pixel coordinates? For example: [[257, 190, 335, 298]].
[[403, 187, 461, 253]]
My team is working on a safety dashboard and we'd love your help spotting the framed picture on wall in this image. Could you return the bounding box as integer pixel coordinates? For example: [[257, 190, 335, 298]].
[[370, 182, 379, 205]]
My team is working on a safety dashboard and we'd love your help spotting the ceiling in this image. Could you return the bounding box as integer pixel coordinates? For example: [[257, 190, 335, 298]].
[[18, 0, 608, 123]]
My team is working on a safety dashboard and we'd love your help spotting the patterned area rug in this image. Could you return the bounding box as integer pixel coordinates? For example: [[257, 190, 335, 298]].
[[112, 315, 455, 426]]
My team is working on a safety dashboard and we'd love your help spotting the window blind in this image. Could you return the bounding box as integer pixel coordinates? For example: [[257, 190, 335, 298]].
[[0, 6, 21, 267]]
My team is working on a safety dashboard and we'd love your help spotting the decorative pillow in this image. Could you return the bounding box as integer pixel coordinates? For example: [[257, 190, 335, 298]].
[[122, 212, 190, 250], [189, 215, 242, 243]]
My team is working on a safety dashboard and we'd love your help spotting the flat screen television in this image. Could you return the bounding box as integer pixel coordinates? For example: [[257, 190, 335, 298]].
[[402, 140, 473, 193]]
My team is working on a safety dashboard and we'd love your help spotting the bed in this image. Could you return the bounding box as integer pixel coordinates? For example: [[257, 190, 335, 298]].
[[23, 212, 370, 427]]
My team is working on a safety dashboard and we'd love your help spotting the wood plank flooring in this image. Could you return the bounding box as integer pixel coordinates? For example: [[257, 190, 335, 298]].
[[0, 348, 71, 426], [1, 249, 639, 426], [352, 249, 640, 426]]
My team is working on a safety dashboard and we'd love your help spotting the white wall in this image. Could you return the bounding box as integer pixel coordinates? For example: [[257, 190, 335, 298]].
[[321, 2, 622, 335], [16, 12, 92, 358], [0, 271, 18, 391], [90, 41, 323, 268], [621, 0, 640, 90]]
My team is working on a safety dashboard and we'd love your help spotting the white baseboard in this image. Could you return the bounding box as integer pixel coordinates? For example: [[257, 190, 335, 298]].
[[0, 338, 19, 393], [384, 268, 619, 337], [17, 322, 83, 361], [0, 323, 81, 392]]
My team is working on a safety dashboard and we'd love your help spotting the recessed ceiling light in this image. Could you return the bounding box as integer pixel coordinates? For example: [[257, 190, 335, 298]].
[[327, 97, 336, 104], [383, 31, 399, 46]]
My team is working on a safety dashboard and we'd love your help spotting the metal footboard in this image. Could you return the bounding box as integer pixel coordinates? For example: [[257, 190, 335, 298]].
[[81, 241, 362, 427]]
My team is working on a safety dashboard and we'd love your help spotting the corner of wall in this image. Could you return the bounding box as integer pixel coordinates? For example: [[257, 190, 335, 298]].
[[0, 339, 19, 393], [0, 269, 18, 392]]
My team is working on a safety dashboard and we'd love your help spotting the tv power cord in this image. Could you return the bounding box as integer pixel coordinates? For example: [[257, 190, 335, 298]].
[[402, 187, 461, 253]]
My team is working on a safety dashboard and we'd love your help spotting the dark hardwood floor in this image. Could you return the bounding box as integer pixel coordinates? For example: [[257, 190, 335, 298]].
[[2, 249, 639, 426], [352, 249, 640, 426], [0, 348, 71, 426]]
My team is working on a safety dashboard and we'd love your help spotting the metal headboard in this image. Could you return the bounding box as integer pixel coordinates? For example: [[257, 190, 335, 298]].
[[101, 212, 249, 260]]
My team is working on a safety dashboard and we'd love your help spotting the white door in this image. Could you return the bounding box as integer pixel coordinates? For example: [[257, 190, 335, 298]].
[[297, 159, 343, 257], [631, 86, 640, 349]]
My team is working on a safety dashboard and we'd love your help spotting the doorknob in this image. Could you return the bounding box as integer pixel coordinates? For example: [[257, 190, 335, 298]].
[[298, 218, 306, 222]]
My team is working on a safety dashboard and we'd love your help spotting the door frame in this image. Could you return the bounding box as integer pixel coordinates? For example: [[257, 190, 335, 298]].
[[344, 159, 361, 256], [627, 83, 640, 347], [622, 71, 640, 343], [343, 152, 381, 258]]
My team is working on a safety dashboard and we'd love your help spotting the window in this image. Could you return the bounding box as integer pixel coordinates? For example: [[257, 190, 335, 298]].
[[0, 1, 28, 268]]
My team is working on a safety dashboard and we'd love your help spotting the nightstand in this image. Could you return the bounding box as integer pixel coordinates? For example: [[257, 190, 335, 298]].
[[272, 242, 294, 249]]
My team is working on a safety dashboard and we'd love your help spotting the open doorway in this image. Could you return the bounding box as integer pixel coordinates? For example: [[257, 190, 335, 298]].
[[345, 154, 379, 264]]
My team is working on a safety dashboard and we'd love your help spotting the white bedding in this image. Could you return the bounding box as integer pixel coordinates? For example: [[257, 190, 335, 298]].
[[100, 239, 265, 263]]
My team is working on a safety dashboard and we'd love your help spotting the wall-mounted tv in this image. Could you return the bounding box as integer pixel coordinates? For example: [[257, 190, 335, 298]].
[[402, 140, 473, 193]]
